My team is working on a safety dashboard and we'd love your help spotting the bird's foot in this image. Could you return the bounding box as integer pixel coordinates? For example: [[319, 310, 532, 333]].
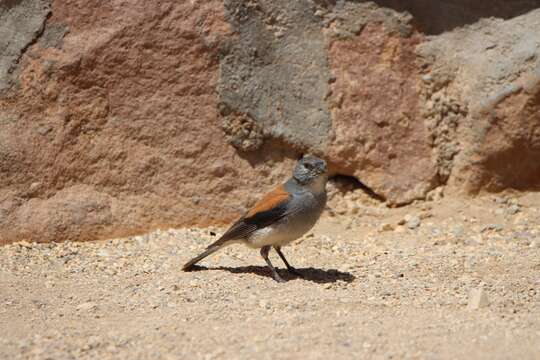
[[272, 271, 287, 283]]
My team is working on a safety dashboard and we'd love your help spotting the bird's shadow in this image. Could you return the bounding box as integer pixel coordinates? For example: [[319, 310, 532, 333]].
[[187, 265, 355, 284]]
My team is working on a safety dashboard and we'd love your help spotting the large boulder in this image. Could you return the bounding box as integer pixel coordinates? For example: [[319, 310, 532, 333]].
[[417, 9, 540, 193], [0, 0, 296, 244]]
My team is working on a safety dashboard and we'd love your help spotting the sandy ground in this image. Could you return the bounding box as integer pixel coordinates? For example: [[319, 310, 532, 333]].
[[1, 189, 539, 359]]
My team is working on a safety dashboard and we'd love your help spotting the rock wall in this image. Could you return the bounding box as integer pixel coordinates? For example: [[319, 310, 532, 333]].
[[416, 10, 540, 193], [1, 0, 539, 244]]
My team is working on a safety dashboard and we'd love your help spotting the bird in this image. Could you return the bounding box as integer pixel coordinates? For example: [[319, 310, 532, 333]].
[[182, 155, 328, 282]]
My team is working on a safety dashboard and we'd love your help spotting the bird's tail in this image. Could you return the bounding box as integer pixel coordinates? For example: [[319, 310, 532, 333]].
[[182, 241, 227, 271]]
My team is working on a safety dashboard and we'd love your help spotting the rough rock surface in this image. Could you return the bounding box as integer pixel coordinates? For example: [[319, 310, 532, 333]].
[[0, 0, 296, 245], [0, 0, 51, 92], [1, 1, 540, 244], [417, 9, 540, 193], [325, 3, 438, 204], [219, 0, 332, 151]]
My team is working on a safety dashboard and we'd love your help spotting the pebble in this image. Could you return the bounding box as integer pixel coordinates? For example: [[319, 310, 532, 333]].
[[421, 74, 433, 83], [493, 196, 507, 204], [258, 300, 270, 309], [506, 204, 520, 215], [403, 215, 421, 229], [76, 302, 98, 312], [481, 224, 503, 233], [426, 187, 444, 201], [378, 223, 394, 232], [97, 249, 110, 258], [18, 241, 33, 249], [467, 288, 489, 310], [451, 225, 465, 238]]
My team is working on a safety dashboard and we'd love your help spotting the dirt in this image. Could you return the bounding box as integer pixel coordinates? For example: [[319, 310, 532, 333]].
[[1, 191, 539, 359]]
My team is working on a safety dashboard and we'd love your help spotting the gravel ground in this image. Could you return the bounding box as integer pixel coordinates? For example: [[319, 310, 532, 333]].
[[1, 191, 539, 359]]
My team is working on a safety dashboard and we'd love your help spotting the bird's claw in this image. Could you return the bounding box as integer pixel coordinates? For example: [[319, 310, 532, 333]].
[[272, 272, 287, 283]]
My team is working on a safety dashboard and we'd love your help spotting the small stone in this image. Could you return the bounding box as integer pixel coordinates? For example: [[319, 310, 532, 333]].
[[29, 182, 41, 192], [506, 204, 520, 215], [426, 186, 444, 201], [451, 225, 465, 238], [467, 288, 489, 310], [76, 302, 98, 312], [349, 204, 360, 215], [378, 223, 394, 232], [493, 196, 507, 204], [96, 249, 110, 257], [404, 215, 421, 229], [18, 241, 33, 249], [258, 300, 270, 309], [37, 125, 52, 136], [421, 74, 433, 83], [481, 224, 503, 233]]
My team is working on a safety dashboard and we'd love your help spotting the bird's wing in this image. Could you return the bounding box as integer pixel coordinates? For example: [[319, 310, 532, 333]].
[[244, 184, 291, 221], [211, 184, 291, 245]]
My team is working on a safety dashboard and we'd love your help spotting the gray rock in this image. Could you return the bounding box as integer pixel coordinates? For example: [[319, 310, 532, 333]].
[[0, 0, 51, 92], [403, 215, 421, 229], [219, 0, 332, 151]]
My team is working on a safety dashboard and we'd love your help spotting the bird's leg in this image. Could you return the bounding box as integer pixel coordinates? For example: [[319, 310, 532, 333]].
[[260, 246, 286, 283], [274, 246, 302, 277]]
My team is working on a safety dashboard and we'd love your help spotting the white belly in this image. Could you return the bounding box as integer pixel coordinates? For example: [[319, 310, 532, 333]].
[[245, 218, 316, 249]]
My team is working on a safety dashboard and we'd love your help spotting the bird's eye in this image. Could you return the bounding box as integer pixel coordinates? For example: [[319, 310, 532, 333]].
[[304, 163, 314, 170]]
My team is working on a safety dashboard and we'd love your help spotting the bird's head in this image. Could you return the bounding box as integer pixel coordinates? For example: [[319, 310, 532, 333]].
[[292, 155, 328, 187]]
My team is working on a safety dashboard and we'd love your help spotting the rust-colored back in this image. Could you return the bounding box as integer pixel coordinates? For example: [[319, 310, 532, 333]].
[[245, 184, 290, 218]]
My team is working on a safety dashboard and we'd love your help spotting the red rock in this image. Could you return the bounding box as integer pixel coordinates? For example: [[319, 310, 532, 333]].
[[462, 81, 540, 193], [0, 0, 296, 244], [327, 24, 438, 205]]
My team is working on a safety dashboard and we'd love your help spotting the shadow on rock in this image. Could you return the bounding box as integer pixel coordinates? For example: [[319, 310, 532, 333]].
[[187, 265, 355, 284], [368, 0, 540, 35]]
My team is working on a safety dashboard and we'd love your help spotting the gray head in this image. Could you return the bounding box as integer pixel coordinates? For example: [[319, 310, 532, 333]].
[[292, 156, 327, 185]]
